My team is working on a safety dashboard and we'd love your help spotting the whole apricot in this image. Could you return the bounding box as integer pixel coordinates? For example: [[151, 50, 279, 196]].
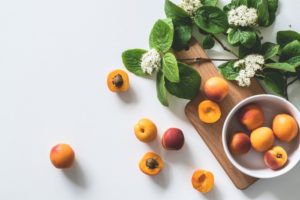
[[139, 152, 164, 176], [134, 118, 157, 143], [191, 170, 214, 193], [50, 144, 75, 169], [272, 114, 299, 142], [264, 146, 288, 170], [229, 132, 251, 155], [204, 77, 229, 102], [198, 100, 221, 124], [240, 104, 265, 131], [250, 127, 275, 152], [107, 69, 129, 92], [162, 128, 184, 150]]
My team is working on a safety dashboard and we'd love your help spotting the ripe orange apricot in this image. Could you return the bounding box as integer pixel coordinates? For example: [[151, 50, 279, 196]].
[[204, 77, 229, 102], [134, 118, 157, 143], [198, 100, 221, 123], [191, 170, 214, 193], [50, 144, 75, 169], [240, 104, 265, 131], [107, 69, 129, 92], [139, 152, 164, 176], [264, 146, 288, 170], [250, 127, 275, 152], [272, 114, 299, 142]]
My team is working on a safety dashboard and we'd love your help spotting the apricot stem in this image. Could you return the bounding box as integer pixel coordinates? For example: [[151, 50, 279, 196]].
[[276, 154, 282, 159]]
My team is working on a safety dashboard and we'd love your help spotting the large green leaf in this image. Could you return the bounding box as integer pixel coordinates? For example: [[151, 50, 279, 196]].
[[194, 6, 228, 34], [202, 34, 215, 49], [280, 40, 300, 61], [218, 61, 239, 80], [264, 63, 296, 72], [267, 0, 278, 13], [172, 23, 192, 51], [261, 42, 279, 60], [287, 56, 300, 69], [277, 31, 300, 47], [156, 70, 169, 106], [165, 63, 201, 99], [201, 0, 218, 6], [122, 49, 148, 76], [149, 19, 174, 53], [262, 71, 285, 96], [164, 0, 190, 21], [162, 53, 180, 82], [239, 36, 262, 58]]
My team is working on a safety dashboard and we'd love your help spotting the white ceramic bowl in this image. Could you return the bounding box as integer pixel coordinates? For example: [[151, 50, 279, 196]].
[[222, 94, 300, 178]]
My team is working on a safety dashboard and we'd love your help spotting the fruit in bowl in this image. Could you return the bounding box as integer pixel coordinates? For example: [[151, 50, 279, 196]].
[[264, 146, 288, 170], [229, 132, 251, 155], [250, 127, 275, 152], [272, 114, 299, 142], [240, 104, 264, 131]]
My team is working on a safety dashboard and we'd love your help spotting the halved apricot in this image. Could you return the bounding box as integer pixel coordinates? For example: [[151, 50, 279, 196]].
[[198, 100, 221, 123], [107, 69, 129, 92], [191, 170, 214, 193], [139, 152, 164, 176]]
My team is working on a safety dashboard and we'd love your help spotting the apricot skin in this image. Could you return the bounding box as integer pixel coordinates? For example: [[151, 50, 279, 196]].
[[50, 144, 75, 169], [134, 118, 157, 143], [240, 104, 265, 131], [250, 127, 275, 152], [272, 114, 299, 142], [264, 146, 288, 170], [162, 128, 184, 150], [204, 77, 229, 102], [230, 132, 251, 155]]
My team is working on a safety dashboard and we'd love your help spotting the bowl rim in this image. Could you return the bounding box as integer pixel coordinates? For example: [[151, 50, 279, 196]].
[[222, 94, 300, 179]]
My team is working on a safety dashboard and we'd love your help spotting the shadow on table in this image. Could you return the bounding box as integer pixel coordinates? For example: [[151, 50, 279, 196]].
[[150, 162, 171, 189], [117, 87, 138, 104], [243, 163, 300, 199], [62, 161, 88, 189]]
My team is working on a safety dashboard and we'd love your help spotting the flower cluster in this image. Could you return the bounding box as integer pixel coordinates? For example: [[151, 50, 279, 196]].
[[140, 49, 161, 75], [234, 54, 265, 87], [180, 0, 201, 16], [228, 5, 258, 27]]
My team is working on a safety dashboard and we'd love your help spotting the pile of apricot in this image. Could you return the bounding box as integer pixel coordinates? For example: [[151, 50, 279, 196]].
[[229, 104, 299, 170]]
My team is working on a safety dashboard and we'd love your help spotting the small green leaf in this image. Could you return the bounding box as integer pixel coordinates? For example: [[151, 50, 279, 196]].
[[165, 63, 201, 99], [149, 19, 174, 53], [218, 61, 239, 80], [201, 0, 218, 6], [122, 49, 148, 76], [261, 42, 280, 60], [227, 28, 241, 46], [156, 70, 169, 106], [287, 56, 300, 69], [172, 23, 193, 51], [277, 30, 300, 47], [264, 63, 296, 72], [164, 0, 190, 20], [162, 53, 180, 82], [262, 71, 285, 96], [194, 6, 228, 34], [280, 40, 300, 61], [202, 35, 215, 49]]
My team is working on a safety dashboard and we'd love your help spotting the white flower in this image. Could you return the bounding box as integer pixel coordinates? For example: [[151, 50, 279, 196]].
[[180, 0, 201, 16], [228, 5, 258, 27], [234, 54, 265, 87], [140, 49, 161, 75]]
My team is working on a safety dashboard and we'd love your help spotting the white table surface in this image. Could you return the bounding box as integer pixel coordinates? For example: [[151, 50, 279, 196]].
[[1, 0, 300, 199]]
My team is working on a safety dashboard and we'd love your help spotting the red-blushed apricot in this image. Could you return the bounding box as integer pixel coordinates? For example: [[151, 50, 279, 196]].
[[240, 104, 265, 131], [50, 144, 75, 169], [162, 128, 184, 150], [264, 146, 288, 170], [229, 132, 251, 155], [204, 77, 229, 102]]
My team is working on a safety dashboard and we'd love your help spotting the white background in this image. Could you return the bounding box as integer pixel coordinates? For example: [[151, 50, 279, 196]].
[[0, 0, 300, 199]]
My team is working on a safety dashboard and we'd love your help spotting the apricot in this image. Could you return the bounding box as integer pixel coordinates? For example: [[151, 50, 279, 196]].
[[229, 132, 251, 155], [272, 114, 299, 142], [139, 152, 164, 176], [204, 77, 229, 102], [162, 128, 184, 150], [240, 104, 265, 131], [264, 146, 288, 170], [134, 118, 157, 143], [198, 100, 221, 123], [50, 144, 75, 169], [191, 170, 214, 193], [107, 69, 129, 92], [250, 127, 275, 152]]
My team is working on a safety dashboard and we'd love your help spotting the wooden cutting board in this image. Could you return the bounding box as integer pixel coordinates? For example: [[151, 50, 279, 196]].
[[175, 40, 265, 190]]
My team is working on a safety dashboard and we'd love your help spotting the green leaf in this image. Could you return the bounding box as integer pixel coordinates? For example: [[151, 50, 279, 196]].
[[165, 63, 201, 99], [232, 0, 248, 6], [164, 0, 190, 20], [194, 6, 228, 34], [227, 28, 256, 48], [239, 36, 262, 58], [249, 0, 270, 27], [262, 71, 285, 96], [267, 0, 278, 13], [156, 70, 169, 106], [172, 23, 193, 51], [162, 53, 180, 82], [280, 40, 300, 61], [261, 42, 280, 60], [287, 56, 300, 69], [264, 63, 296, 72], [227, 28, 241, 46], [149, 19, 174, 53], [202, 35, 215, 49], [122, 49, 148, 76], [201, 0, 218, 6], [277, 31, 300, 47], [218, 61, 239, 80]]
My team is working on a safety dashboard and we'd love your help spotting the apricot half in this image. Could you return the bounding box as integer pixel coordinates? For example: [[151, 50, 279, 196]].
[[139, 152, 164, 176], [272, 114, 299, 142], [240, 104, 265, 131], [50, 144, 75, 169], [250, 127, 275, 152], [107, 69, 129, 92], [198, 100, 221, 123], [191, 170, 214, 193], [204, 77, 229, 102]]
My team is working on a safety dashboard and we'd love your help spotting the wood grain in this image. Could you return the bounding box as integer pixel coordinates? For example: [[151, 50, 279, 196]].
[[175, 40, 265, 190]]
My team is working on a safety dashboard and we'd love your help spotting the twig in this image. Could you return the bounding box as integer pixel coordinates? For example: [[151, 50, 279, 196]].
[[284, 75, 289, 100], [287, 77, 299, 86], [211, 34, 239, 58], [178, 57, 238, 63]]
